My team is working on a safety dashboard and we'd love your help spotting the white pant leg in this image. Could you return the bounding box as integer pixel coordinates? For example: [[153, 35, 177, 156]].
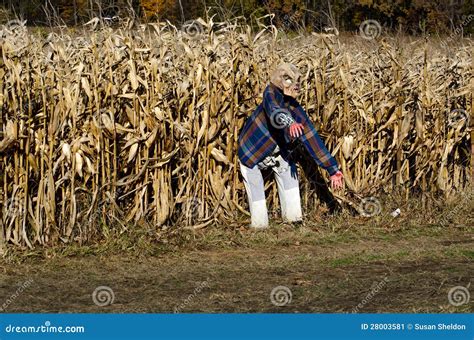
[[240, 162, 269, 228], [272, 156, 302, 222]]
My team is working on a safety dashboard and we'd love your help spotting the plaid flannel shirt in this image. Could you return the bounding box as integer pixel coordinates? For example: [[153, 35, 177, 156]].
[[238, 83, 339, 176]]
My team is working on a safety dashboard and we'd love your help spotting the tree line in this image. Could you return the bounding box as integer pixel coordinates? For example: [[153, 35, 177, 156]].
[[1, 0, 473, 34]]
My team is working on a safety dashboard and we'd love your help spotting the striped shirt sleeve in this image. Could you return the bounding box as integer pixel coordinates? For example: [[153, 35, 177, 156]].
[[295, 106, 340, 176]]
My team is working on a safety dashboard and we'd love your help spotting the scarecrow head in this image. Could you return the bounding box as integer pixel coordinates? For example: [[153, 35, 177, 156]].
[[270, 63, 301, 98]]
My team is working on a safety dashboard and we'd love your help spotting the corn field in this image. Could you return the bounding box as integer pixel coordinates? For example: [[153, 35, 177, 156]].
[[0, 18, 472, 249]]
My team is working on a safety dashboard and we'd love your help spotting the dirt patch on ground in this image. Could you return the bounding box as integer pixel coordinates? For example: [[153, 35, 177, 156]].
[[0, 230, 472, 313]]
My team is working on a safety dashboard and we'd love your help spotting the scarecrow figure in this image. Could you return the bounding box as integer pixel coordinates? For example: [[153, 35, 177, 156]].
[[238, 63, 344, 228]]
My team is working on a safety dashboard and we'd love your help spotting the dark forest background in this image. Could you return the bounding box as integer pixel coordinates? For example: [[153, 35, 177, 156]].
[[1, 0, 473, 34]]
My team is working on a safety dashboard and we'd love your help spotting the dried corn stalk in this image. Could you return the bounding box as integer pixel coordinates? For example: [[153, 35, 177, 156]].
[[0, 18, 471, 249]]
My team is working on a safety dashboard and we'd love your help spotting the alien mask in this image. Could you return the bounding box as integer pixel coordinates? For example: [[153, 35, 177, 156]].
[[270, 63, 301, 98]]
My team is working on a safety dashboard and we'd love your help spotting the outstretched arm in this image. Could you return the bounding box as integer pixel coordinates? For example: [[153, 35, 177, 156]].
[[294, 106, 344, 189]]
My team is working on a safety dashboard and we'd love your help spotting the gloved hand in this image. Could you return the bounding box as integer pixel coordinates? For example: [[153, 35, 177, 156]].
[[330, 171, 344, 190], [288, 122, 304, 139]]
